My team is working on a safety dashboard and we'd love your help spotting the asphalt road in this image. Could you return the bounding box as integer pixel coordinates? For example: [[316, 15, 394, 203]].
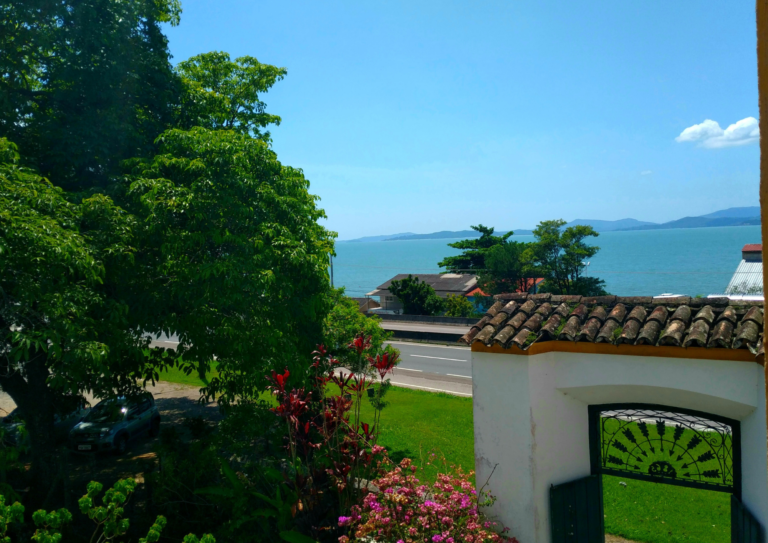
[[387, 341, 471, 377], [382, 341, 473, 396], [149, 336, 474, 396]]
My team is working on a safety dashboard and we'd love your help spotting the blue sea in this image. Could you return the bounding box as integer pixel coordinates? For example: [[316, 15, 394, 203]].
[[333, 226, 762, 298]]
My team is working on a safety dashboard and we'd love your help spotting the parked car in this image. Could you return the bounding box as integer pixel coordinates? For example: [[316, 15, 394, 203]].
[[2, 405, 89, 447], [69, 393, 161, 454]]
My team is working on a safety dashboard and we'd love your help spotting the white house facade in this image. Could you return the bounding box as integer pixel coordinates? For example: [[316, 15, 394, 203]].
[[462, 293, 767, 543]]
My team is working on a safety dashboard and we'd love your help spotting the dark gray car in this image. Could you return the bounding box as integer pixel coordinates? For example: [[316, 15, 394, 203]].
[[2, 406, 89, 447], [69, 393, 161, 454]]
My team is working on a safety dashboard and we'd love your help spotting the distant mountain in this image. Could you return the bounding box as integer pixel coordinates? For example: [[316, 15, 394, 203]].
[[340, 232, 415, 242], [566, 218, 657, 231], [620, 215, 760, 231], [700, 206, 761, 219], [344, 206, 760, 241], [385, 229, 533, 241]]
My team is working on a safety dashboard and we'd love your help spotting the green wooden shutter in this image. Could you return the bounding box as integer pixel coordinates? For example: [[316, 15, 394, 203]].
[[550, 475, 604, 543], [732, 495, 764, 543]]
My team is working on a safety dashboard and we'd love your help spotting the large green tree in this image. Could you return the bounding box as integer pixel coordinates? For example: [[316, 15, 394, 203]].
[[0, 0, 182, 191], [438, 225, 512, 272], [0, 0, 336, 503], [477, 241, 538, 295], [531, 220, 608, 296]]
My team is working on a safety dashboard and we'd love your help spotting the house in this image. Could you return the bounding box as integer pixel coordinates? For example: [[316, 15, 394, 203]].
[[461, 293, 766, 542], [366, 273, 478, 311], [723, 243, 763, 299], [349, 297, 380, 313]]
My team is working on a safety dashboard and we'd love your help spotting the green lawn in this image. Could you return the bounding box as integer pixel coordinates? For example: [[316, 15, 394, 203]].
[[157, 365, 218, 387], [604, 474, 730, 543], [156, 369, 731, 543], [356, 386, 475, 484]]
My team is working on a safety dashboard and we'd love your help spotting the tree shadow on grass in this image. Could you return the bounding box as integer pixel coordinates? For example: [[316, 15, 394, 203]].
[[385, 446, 414, 466]]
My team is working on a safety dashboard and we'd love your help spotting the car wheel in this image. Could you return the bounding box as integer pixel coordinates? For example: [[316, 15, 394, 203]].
[[114, 434, 128, 455], [149, 418, 160, 437]]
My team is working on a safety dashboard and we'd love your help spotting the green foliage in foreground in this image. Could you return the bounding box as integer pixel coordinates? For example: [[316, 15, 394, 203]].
[[157, 365, 474, 485], [0, 480, 215, 543], [603, 474, 729, 543], [154, 371, 731, 543]]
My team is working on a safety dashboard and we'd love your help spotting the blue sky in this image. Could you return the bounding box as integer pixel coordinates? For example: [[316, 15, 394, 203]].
[[165, 1, 759, 240]]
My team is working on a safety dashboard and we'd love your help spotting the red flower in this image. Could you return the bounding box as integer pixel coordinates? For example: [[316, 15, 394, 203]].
[[348, 333, 372, 355], [369, 351, 400, 379], [271, 389, 309, 429], [311, 345, 328, 367], [267, 368, 290, 393]]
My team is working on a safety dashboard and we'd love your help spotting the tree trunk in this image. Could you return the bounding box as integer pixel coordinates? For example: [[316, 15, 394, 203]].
[[0, 357, 59, 507]]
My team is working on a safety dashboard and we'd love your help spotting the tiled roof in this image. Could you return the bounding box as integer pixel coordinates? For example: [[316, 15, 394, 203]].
[[374, 274, 478, 294], [460, 293, 764, 357]]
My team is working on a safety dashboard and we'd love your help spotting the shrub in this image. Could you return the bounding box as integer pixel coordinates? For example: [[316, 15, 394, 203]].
[[443, 295, 474, 318], [338, 459, 518, 543]]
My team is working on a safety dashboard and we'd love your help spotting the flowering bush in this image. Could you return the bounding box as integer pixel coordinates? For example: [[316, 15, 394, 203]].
[[338, 459, 518, 543], [259, 334, 401, 531]]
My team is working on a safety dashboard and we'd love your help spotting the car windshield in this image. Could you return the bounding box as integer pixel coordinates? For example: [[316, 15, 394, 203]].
[[83, 401, 126, 424]]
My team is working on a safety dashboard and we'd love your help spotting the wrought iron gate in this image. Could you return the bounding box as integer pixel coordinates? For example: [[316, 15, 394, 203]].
[[550, 403, 764, 542], [588, 403, 741, 496]]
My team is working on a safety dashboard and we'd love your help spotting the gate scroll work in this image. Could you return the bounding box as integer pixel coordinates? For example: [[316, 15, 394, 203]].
[[549, 403, 763, 543], [589, 404, 740, 496]]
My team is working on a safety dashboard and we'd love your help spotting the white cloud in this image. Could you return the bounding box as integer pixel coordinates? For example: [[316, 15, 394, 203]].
[[676, 117, 760, 148], [640, 170, 653, 175]]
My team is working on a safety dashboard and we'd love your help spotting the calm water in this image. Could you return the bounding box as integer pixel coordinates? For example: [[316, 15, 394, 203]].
[[333, 226, 762, 298]]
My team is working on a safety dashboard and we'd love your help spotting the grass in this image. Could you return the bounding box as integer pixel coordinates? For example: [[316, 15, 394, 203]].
[[356, 386, 475, 484], [603, 474, 730, 543], [156, 369, 731, 542], [157, 365, 217, 387]]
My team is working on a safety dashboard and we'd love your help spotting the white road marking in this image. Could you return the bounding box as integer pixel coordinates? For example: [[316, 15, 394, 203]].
[[389, 382, 472, 397], [398, 368, 423, 372], [409, 354, 468, 362], [447, 374, 472, 379]]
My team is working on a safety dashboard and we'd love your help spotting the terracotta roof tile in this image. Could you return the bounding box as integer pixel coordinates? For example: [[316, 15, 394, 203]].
[[458, 293, 764, 360], [694, 306, 715, 325]]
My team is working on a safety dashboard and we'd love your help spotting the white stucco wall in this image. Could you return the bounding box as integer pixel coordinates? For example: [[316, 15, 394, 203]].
[[472, 349, 767, 543]]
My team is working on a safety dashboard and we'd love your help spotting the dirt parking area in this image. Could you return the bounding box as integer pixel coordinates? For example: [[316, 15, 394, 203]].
[[1, 382, 221, 513]]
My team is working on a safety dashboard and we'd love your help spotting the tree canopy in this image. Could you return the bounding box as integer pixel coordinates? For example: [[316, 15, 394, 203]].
[[477, 241, 537, 295], [437, 225, 512, 272], [531, 220, 607, 296], [122, 127, 334, 402], [176, 52, 286, 141], [445, 220, 608, 297], [0, 0, 182, 190]]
